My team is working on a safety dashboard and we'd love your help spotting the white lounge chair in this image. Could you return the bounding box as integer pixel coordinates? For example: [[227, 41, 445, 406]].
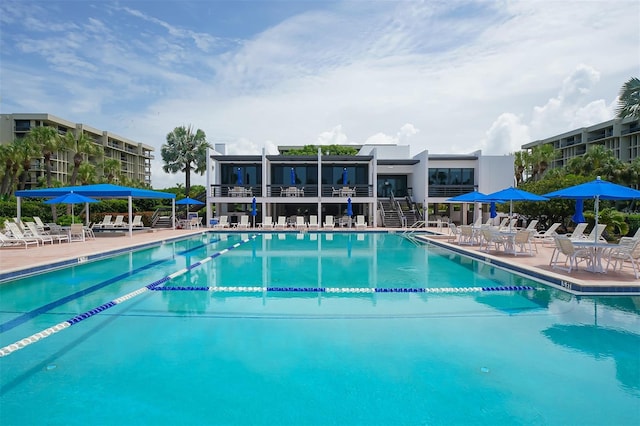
[[260, 216, 274, 230], [96, 215, 113, 228], [532, 222, 561, 246], [111, 215, 126, 228], [0, 231, 38, 249], [568, 223, 588, 240], [33, 216, 50, 234], [5, 222, 40, 247], [24, 222, 55, 245], [236, 216, 250, 229], [355, 215, 367, 229], [295, 216, 306, 229], [308, 215, 319, 230], [131, 215, 144, 228], [274, 216, 287, 230], [213, 216, 229, 229], [583, 224, 607, 242], [323, 215, 335, 229], [523, 219, 539, 231]]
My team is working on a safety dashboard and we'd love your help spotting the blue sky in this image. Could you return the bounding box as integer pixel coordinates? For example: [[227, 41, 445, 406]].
[[1, 0, 638, 188]]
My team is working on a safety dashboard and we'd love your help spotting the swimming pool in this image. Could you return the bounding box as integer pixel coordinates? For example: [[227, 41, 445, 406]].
[[0, 232, 638, 425]]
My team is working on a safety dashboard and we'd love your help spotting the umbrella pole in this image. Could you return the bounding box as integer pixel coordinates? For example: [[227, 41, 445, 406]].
[[594, 196, 599, 243]]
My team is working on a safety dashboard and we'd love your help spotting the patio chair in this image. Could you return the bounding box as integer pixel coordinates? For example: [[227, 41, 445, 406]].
[[84, 223, 96, 240], [549, 235, 592, 273], [308, 215, 319, 230], [95, 215, 113, 228], [458, 225, 475, 245], [512, 230, 535, 256], [69, 223, 86, 242], [213, 216, 229, 229], [567, 223, 588, 240], [606, 237, 640, 279], [189, 217, 202, 229], [24, 221, 55, 245], [274, 216, 287, 230], [295, 216, 307, 229], [355, 215, 367, 229], [236, 216, 250, 229], [323, 215, 335, 229], [480, 228, 507, 253], [260, 216, 274, 230], [472, 216, 483, 228]]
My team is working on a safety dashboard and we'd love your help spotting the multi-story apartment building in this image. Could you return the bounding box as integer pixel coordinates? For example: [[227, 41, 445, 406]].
[[205, 144, 514, 227], [522, 116, 640, 168], [0, 113, 154, 188]]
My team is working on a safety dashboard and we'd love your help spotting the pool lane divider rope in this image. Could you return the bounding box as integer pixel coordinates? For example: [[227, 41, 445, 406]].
[[0, 235, 257, 358], [152, 285, 536, 293]]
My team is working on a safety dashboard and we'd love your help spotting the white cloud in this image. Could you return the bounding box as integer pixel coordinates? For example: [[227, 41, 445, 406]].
[[1, 0, 638, 189], [482, 113, 530, 155]]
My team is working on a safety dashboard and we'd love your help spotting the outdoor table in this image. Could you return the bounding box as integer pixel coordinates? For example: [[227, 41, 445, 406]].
[[571, 240, 618, 273], [339, 187, 355, 197]]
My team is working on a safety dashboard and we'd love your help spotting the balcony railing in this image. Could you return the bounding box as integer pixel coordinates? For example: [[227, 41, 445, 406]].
[[428, 185, 476, 198], [209, 184, 373, 198]]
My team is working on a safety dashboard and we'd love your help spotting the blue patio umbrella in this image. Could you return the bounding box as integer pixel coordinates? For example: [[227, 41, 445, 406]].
[[483, 187, 548, 231], [251, 197, 257, 227], [290, 168, 296, 185], [45, 192, 98, 223], [448, 190, 488, 224], [175, 197, 204, 206], [347, 197, 353, 228], [236, 168, 243, 185], [544, 176, 640, 242], [571, 199, 585, 224], [342, 168, 348, 185], [490, 202, 497, 219]]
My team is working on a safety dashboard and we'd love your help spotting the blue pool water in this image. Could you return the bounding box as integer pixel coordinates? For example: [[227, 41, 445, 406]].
[[0, 232, 638, 425]]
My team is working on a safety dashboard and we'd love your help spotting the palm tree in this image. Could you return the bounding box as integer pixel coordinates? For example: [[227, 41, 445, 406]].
[[616, 77, 640, 119], [161, 125, 211, 197], [102, 158, 121, 183], [15, 137, 41, 190], [0, 143, 19, 196], [66, 131, 104, 186], [78, 163, 97, 185], [529, 144, 557, 181], [25, 126, 71, 188]]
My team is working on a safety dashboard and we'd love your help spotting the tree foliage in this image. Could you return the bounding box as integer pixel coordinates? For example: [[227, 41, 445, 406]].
[[616, 77, 640, 119], [285, 144, 359, 155], [161, 125, 211, 197]]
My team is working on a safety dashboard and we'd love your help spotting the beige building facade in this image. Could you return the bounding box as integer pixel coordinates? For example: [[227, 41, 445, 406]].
[[0, 113, 153, 188], [522, 116, 640, 168]]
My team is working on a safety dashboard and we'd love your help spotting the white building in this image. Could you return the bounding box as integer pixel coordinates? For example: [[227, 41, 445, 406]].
[[205, 144, 513, 228]]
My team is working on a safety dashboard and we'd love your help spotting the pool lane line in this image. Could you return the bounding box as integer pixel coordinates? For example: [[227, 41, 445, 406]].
[[0, 236, 220, 334], [151, 285, 536, 293], [0, 235, 256, 358]]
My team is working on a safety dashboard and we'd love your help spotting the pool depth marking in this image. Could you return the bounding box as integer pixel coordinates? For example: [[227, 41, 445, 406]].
[[0, 235, 257, 358]]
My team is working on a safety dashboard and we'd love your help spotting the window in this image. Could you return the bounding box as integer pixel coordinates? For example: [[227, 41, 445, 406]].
[[222, 164, 262, 185]]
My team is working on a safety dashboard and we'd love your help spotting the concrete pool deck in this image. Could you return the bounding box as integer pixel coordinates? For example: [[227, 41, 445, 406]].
[[0, 226, 638, 295]]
